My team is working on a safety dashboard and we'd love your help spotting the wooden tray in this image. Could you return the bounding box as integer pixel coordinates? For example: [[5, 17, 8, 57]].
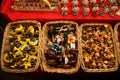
[[11, 0, 60, 11]]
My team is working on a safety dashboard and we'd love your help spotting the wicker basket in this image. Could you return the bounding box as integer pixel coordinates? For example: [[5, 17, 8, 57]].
[[41, 21, 80, 74], [1, 20, 42, 73], [79, 23, 118, 72], [114, 22, 120, 64]]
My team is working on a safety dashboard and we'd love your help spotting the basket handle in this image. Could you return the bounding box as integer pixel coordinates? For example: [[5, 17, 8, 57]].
[[58, 24, 70, 34]]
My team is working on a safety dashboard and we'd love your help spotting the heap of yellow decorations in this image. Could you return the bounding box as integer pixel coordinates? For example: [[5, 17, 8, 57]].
[[4, 23, 39, 69]]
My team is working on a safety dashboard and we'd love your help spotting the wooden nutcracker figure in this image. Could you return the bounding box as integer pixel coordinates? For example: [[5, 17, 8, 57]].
[[61, 0, 69, 7], [72, 0, 79, 7], [108, 0, 116, 7], [109, 5, 118, 16], [82, 0, 89, 7], [61, 5, 68, 16], [92, 4, 99, 16], [100, 5, 109, 16], [82, 6, 90, 16], [98, 0, 106, 7], [90, 0, 97, 7], [72, 6, 79, 15]]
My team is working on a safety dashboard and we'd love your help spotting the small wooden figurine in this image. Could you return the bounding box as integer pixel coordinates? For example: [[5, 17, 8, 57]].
[[92, 4, 99, 16], [61, 0, 69, 7], [61, 5, 68, 16], [98, 0, 106, 7], [67, 32, 76, 49], [72, 0, 79, 7], [108, 0, 116, 7], [82, 0, 89, 7], [82, 6, 90, 16], [72, 6, 79, 15], [55, 33, 64, 45], [90, 0, 97, 7], [109, 5, 118, 16], [100, 5, 109, 16]]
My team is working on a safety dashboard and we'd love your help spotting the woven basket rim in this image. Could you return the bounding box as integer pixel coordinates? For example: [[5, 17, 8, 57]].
[[1, 20, 42, 73], [41, 21, 81, 74], [114, 22, 120, 65], [80, 23, 111, 26], [44, 20, 79, 24], [79, 23, 119, 72]]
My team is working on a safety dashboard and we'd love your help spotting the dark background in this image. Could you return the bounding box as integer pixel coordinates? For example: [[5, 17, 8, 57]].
[[0, 0, 120, 80]]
